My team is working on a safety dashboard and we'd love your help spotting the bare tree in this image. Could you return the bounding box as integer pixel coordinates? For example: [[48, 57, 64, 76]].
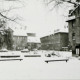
[[45, 0, 79, 6], [44, 0, 80, 11], [0, 0, 24, 24], [0, 0, 25, 50]]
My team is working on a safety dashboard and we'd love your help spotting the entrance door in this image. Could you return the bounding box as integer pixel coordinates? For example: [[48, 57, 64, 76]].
[[76, 48, 79, 55], [76, 45, 80, 56], [79, 48, 80, 56]]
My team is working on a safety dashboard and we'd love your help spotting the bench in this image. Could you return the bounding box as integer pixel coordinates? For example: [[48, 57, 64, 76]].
[[0, 59, 23, 61], [45, 59, 69, 63], [24, 55, 41, 57], [0, 55, 20, 58]]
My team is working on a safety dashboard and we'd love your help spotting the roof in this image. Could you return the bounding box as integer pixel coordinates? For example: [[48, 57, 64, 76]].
[[40, 30, 68, 39], [0, 27, 13, 32], [27, 33, 36, 37], [13, 30, 27, 36], [27, 37, 41, 43], [54, 29, 68, 34], [66, 15, 76, 22], [54, 32, 68, 35]]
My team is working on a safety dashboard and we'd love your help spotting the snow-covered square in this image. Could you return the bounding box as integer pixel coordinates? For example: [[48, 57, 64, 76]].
[[0, 50, 80, 80]]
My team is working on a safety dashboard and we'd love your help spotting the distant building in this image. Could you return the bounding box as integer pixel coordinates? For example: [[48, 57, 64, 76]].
[[40, 32, 68, 51], [10, 29, 41, 50], [66, 1, 80, 56], [40, 35, 53, 50], [53, 32, 68, 51], [27, 33, 41, 50], [13, 30, 27, 50]]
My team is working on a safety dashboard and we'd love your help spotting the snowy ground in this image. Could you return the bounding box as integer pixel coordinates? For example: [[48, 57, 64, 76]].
[[0, 50, 80, 80]]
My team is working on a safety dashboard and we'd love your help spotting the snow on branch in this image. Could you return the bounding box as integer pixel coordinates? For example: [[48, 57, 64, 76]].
[[47, 0, 80, 5]]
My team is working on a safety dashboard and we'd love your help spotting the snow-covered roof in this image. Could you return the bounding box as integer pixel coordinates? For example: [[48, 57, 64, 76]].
[[54, 29, 68, 34], [41, 29, 68, 38], [27, 37, 41, 43], [66, 16, 76, 22], [13, 29, 27, 36], [54, 31, 68, 34]]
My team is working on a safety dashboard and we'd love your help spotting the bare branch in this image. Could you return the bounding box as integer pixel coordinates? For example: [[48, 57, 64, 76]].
[[45, 0, 80, 6], [61, 0, 79, 5], [50, 1, 63, 11], [0, 6, 23, 13], [3, 0, 26, 6], [0, 12, 25, 28], [47, 0, 55, 5], [0, 13, 16, 21], [0, 0, 26, 28]]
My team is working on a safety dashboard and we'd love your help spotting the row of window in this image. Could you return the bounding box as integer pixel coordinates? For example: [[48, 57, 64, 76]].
[[14, 36, 27, 40]]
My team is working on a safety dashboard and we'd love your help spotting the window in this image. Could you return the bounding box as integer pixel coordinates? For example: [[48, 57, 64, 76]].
[[18, 36, 20, 40], [72, 20, 75, 28], [72, 33, 75, 40]]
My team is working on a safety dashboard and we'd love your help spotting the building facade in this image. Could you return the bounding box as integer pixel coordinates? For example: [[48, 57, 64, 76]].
[[13, 30, 27, 50], [66, 0, 80, 55], [54, 32, 68, 51], [40, 32, 68, 51], [11, 31, 41, 50], [27, 33, 41, 50], [40, 34, 54, 50]]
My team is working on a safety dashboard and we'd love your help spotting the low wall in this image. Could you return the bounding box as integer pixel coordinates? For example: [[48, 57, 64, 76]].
[[54, 51, 72, 57]]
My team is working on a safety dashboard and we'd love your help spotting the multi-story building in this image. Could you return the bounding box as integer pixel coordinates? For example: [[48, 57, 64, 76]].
[[66, 0, 80, 55], [27, 33, 41, 50], [54, 32, 68, 51], [40, 34, 54, 50], [40, 32, 68, 51], [13, 30, 27, 50], [10, 29, 41, 50]]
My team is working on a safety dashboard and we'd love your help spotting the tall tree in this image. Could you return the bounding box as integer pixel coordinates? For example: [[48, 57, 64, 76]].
[[44, 0, 79, 12], [45, 0, 79, 6], [0, 0, 22, 23], [0, 0, 24, 50]]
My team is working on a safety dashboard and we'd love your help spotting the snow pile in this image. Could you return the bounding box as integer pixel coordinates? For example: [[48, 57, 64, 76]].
[[53, 51, 72, 58]]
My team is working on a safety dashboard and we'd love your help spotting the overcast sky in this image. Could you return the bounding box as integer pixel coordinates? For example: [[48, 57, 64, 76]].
[[0, 0, 74, 37]]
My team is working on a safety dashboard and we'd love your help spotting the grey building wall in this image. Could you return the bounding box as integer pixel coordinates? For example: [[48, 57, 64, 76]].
[[13, 36, 27, 50], [54, 33, 68, 51], [67, 2, 80, 55], [40, 32, 68, 51], [60, 33, 69, 50], [53, 33, 60, 50]]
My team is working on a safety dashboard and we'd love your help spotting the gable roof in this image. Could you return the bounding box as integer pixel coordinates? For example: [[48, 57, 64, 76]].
[[13, 29, 27, 36]]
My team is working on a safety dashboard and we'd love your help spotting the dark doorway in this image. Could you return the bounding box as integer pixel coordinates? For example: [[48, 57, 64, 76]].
[[76, 44, 80, 56]]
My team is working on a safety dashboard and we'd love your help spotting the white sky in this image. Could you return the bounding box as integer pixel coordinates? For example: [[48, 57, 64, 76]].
[[0, 0, 74, 37]]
